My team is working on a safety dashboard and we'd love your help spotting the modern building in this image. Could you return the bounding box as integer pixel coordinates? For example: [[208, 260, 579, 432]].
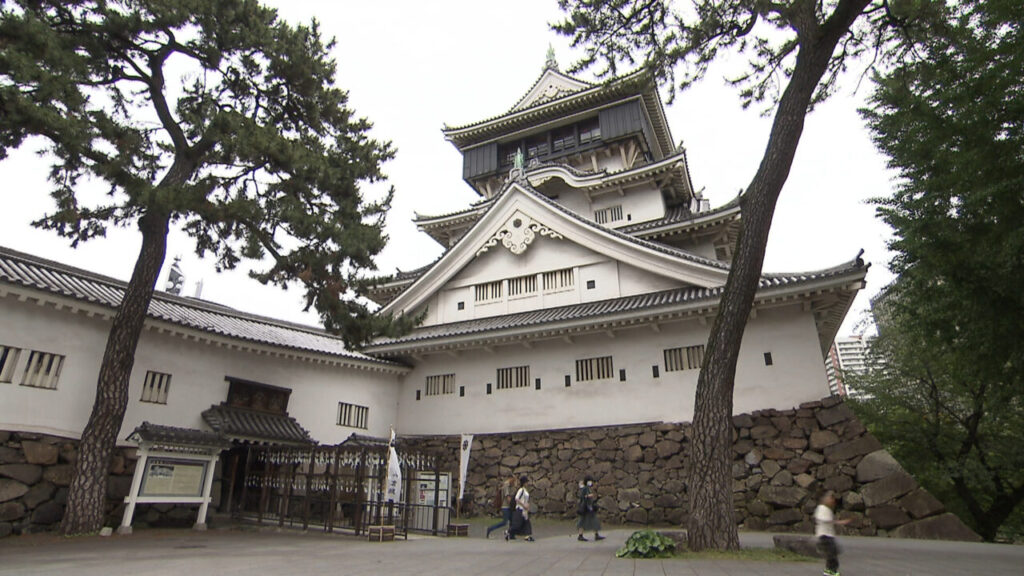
[[825, 335, 874, 396]]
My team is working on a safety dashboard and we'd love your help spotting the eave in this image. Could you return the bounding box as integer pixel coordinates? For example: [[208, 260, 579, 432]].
[[366, 257, 868, 358], [443, 71, 674, 159]]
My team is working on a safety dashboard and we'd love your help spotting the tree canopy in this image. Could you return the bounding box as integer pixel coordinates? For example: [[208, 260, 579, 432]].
[[852, 0, 1024, 541], [1, 0, 411, 534], [0, 0, 408, 346], [554, 0, 941, 549]]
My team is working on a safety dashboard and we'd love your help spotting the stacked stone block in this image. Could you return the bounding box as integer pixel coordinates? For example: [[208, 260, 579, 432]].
[[408, 397, 979, 541], [0, 431, 201, 537]]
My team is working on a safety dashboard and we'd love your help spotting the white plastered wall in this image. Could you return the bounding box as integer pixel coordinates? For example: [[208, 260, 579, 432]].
[[424, 236, 690, 325], [0, 294, 402, 444], [394, 303, 831, 435]]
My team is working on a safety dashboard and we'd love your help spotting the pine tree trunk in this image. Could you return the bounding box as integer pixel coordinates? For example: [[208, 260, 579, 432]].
[[60, 211, 170, 535], [685, 0, 869, 549]]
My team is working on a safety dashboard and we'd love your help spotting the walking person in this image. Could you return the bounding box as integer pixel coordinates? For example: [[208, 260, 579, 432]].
[[485, 473, 515, 538], [575, 475, 604, 541], [506, 475, 534, 542], [815, 490, 850, 576]]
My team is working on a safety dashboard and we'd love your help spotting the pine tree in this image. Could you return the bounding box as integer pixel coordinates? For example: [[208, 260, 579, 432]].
[[0, 0, 411, 534], [554, 0, 945, 549]]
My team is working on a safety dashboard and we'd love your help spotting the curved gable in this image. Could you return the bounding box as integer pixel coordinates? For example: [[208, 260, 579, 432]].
[[380, 179, 730, 319]]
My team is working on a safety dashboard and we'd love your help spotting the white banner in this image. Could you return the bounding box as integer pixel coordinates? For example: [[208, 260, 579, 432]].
[[385, 431, 402, 502], [458, 434, 473, 501]]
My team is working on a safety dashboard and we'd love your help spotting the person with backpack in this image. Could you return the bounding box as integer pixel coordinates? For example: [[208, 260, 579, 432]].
[[506, 475, 534, 541], [576, 475, 604, 541], [485, 473, 515, 538]]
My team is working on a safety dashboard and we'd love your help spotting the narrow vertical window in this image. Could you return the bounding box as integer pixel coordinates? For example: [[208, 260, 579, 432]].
[[575, 356, 614, 382], [19, 350, 64, 390], [496, 365, 530, 390], [474, 280, 503, 302], [0, 345, 21, 383], [425, 373, 456, 396], [664, 345, 705, 372], [337, 402, 369, 429], [140, 370, 172, 404]]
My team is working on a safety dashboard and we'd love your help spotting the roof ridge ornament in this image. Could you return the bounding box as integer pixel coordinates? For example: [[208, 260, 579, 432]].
[[545, 44, 558, 71]]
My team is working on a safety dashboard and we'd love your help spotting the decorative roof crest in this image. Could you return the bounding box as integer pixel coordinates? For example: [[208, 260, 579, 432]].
[[545, 44, 558, 71], [477, 210, 563, 256]]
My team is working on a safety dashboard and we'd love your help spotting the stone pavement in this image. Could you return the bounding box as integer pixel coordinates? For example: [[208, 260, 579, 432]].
[[0, 522, 1020, 576]]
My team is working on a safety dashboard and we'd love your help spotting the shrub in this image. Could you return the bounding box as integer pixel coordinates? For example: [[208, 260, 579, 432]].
[[615, 529, 677, 558]]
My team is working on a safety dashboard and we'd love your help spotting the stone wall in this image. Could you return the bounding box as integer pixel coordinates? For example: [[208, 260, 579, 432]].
[[407, 397, 980, 541], [0, 431, 203, 537]]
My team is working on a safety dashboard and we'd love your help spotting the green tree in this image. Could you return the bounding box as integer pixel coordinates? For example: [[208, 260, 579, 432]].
[[554, 0, 943, 549], [0, 0, 411, 535], [852, 0, 1024, 542]]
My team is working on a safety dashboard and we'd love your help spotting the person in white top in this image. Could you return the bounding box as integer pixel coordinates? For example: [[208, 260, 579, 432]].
[[507, 475, 534, 542], [814, 490, 850, 576]]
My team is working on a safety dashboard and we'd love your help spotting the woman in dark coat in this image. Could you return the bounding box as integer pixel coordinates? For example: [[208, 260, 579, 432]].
[[576, 475, 604, 541]]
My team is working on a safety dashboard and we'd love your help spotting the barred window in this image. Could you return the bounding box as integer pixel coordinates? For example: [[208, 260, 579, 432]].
[[542, 268, 575, 292], [0, 344, 21, 383], [578, 119, 601, 145], [474, 280, 503, 302], [140, 370, 172, 404], [19, 350, 64, 390], [508, 274, 537, 297], [594, 205, 623, 225], [664, 345, 705, 372], [496, 365, 530, 390], [337, 402, 369, 429], [575, 356, 614, 382], [425, 373, 455, 396]]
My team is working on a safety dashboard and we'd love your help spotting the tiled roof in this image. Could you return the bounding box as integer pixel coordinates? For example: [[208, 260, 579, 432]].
[[0, 246, 402, 368], [413, 197, 496, 226], [369, 176, 733, 309], [508, 68, 597, 113], [443, 72, 661, 149], [619, 196, 741, 236], [202, 404, 314, 445], [367, 256, 867, 351], [128, 421, 230, 449], [516, 178, 731, 271]]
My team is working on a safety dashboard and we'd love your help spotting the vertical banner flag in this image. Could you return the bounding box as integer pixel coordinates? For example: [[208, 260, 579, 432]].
[[385, 429, 402, 502], [459, 434, 473, 502]]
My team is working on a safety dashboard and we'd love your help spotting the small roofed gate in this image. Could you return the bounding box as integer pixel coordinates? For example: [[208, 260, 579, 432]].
[[235, 439, 444, 536]]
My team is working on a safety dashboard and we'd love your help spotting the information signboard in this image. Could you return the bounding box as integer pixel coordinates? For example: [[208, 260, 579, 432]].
[[139, 458, 207, 498]]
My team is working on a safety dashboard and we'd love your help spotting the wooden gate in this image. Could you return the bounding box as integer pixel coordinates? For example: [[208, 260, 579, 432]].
[[235, 441, 445, 536]]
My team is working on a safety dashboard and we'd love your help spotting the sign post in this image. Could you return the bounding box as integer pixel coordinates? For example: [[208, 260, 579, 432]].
[[118, 423, 230, 534]]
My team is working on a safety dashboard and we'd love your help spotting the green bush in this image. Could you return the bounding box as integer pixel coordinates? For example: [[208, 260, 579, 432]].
[[615, 529, 677, 558]]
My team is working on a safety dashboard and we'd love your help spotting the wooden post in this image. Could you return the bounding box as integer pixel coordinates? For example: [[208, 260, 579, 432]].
[[224, 452, 239, 515], [326, 446, 338, 533], [117, 447, 150, 535], [194, 453, 219, 530], [432, 466, 441, 536], [257, 450, 271, 524], [237, 446, 253, 518], [302, 446, 314, 531]]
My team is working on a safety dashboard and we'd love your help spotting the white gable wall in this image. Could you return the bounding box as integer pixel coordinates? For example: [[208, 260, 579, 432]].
[[423, 236, 689, 325], [0, 294, 402, 444], [394, 303, 830, 435]]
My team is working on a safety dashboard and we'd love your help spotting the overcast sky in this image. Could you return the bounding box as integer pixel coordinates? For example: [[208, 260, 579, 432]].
[[0, 0, 892, 337]]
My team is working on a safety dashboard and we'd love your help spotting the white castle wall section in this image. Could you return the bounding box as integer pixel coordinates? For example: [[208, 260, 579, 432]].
[[590, 185, 666, 228], [395, 303, 830, 435], [423, 236, 691, 326], [0, 294, 402, 444]]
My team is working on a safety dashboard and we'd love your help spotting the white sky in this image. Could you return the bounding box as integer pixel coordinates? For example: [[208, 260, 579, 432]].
[[0, 0, 892, 337]]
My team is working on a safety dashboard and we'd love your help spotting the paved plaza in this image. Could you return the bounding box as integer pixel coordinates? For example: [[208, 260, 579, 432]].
[[0, 522, 1020, 576]]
